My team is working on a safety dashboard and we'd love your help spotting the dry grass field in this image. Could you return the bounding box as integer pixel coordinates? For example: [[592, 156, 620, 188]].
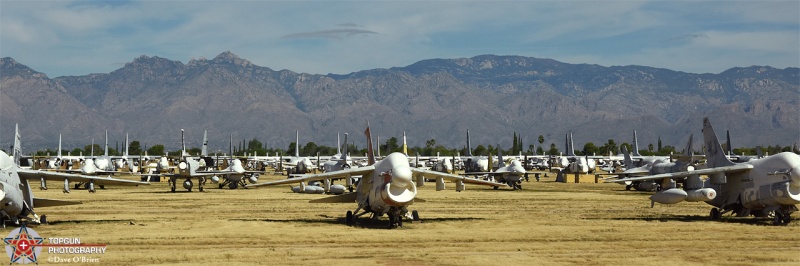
[[14, 172, 800, 265]]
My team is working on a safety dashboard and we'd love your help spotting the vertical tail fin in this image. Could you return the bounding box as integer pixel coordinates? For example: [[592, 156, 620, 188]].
[[567, 131, 576, 157], [632, 130, 642, 157], [229, 134, 233, 156], [201, 129, 208, 157], [726, 130, 733, 156], [466, 130, 473, 156], [497, 148, 506, 167], [104, 129, 109, 157], [621, 145, 633, 168], [376, 135, 381, 158], [180, 129, 187, 157], [124, 133, 129, 157], [295, 130, 300, 157], [702, 117, 735, 168], [683, 134, 693, 156], [402, 131, 408, 156], [755, 146, 764, 158], [341, 133, 348, 161], [364, 123, 375, 166], [12, 124, 21, 166], [91, 139, 95, 156], [336, 132, 341, 155], [58, 133, 63, 159]]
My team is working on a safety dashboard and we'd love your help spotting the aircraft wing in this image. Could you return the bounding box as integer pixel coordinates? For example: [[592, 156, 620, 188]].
[[248, 166, 376, 188], [18, 169, 150, 186], [460, 171, 503, 176], [412, 168, 507, 187], [33, 198, 82, 208], [604, 164, 754, 183]]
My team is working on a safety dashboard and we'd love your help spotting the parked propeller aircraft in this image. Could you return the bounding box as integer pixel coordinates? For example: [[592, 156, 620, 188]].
[[249, 126, 508, 228], [606, 117, 800, 225], [1, 124, 149, 225]]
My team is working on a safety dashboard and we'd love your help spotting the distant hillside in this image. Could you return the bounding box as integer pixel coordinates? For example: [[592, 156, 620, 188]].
[[1, 53, 798, 152]]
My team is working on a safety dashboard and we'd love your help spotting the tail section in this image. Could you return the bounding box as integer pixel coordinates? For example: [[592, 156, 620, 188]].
[[376, 135, 381, 158], [336, 132, 341, 155], [104, 129, 109, 157], [726, 130, 733, 156], [632, 131, 642, 157], [364, 123, 375, 165], [124, 133, 129, 157], [702, 117, 735, 168], [180, 129, 188, 156], [497, 148, 506, 168], [466, 130, 473, 156], [683, 134, 693, 156], [402, 131, 408, 156], [229, 134, 233, 156], [13, 124, 21, 166], [341, 133, 349, 161], [201, 129, 208, 157], [621, 145, 634, 168], [58, 134, 63, 159], [295, 130, 300, 157], [566, 132, 576, 157]]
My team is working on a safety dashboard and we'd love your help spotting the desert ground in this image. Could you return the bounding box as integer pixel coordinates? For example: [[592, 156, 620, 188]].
[[13, 172, 800, 265]]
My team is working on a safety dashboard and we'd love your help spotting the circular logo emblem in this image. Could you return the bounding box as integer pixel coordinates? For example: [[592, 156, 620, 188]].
[[4, 226, 43, 264]]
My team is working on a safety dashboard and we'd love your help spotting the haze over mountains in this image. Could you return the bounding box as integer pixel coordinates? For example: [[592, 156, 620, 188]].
[[1, 52, 798, 152]]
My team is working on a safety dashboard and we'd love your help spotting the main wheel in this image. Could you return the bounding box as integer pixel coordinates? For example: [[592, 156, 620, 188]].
[[773, 212, 784, 225], [783, 215, 792, 225], [493, 186, 499, 190], [40, 215, 47, 224], [170, 186, 176, 193], [412, 210, 420, 221], [625, 184, 632, 191], [710, 208, 721, 220], [345, 211, 354, 226]]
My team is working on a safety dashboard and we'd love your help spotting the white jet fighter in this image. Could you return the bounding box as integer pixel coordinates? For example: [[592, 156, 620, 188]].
[[607, 117, 800, 225], [249, 126, 508, 228], [1, 124, 149, 224]]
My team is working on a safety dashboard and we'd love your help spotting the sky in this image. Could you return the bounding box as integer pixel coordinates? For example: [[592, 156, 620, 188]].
[[1, 0, 798, 78]]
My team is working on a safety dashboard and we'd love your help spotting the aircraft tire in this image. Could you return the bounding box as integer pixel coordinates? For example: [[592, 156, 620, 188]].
[[40, 215, 47, 224], [219, 184, 224, 189], [170, 186, 176, 193], [710, 208, 721, 220], [783, 215, 792, 225], [493, 186, 499, 190], [345, 211, 354, 226], [412, 210, 420, 221], [773, 212, 784, 225], [625, 185, 632, 191], [199, 187, 204, 192]]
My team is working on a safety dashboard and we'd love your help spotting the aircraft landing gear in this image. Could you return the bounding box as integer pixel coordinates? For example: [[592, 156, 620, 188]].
[[773, 212, 792, 226], [710, 208, 721, 220], [345, 211, 354, 226]]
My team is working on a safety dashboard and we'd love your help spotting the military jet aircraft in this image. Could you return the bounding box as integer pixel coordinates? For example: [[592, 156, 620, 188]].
[[604, 134, 697, 191], [249, 126, 508, 228], [1, 125, 149, 225], [461, 130, 489, 173], [462, 149, 535, 190], [606, 117, 800, 225]]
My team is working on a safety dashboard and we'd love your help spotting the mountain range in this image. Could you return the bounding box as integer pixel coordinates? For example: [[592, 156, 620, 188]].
[[1, 52, 798, 153]]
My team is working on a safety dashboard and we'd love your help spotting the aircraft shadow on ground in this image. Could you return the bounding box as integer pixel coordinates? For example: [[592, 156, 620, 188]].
[[45, 219, 138, 226], [230, 216, 486, 229], [596, 215, 785, 226]]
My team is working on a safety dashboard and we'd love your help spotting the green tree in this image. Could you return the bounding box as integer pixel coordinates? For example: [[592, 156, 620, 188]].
[[473, 145, 487, 156], [147, 144, 165, 156], [426, 139, 436, 148], [129, 140, 142, 155], [547, 143, 559, 155], [583, 142, 598, 156]]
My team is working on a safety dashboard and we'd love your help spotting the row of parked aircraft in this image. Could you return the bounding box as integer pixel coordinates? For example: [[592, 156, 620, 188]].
[[4, 117, 799, 228]]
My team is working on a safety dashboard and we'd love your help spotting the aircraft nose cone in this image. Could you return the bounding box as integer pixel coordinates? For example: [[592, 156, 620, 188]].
[[0, 183, 6, 202]]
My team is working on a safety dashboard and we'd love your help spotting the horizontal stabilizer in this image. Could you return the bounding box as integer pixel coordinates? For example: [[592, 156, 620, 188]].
[[34, 198, 82, 208], [309, 193, 357, 203]]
